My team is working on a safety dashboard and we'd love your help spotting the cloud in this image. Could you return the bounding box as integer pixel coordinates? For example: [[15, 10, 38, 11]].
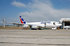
[[11, 1, 25, 7], [19, 0, 70, 22]]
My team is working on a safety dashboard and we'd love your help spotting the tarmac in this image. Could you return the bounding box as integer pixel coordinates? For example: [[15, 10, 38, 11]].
[[0, 29, 70, 46]]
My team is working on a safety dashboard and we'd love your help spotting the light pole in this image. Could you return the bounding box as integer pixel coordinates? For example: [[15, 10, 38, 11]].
[[3, 18, 6, 28]]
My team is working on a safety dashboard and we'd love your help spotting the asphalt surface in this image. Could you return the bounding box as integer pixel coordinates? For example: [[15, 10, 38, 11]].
[[0, 29, 70, 46]]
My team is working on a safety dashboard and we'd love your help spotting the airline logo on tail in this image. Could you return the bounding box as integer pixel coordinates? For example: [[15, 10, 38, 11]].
[[19, 16, 26, 24]]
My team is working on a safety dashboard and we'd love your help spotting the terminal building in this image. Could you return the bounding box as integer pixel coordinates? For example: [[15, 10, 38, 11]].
[[60, 18, 70, 29]]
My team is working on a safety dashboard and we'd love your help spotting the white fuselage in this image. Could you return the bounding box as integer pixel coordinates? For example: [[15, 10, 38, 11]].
[[23, 21, 62, 29]]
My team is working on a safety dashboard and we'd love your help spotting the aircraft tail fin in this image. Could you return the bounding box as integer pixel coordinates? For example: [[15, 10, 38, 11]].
[[19, 16, 26, 24]]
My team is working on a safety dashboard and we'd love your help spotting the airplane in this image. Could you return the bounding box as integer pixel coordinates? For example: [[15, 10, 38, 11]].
[[19, 16, 62, 30]]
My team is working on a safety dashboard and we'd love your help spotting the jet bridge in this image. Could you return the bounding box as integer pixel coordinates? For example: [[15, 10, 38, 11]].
[[60, 18, 70, 29]]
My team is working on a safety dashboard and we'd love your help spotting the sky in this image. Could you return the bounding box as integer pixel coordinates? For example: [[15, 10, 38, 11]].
[[0, 0, 70, 24]]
